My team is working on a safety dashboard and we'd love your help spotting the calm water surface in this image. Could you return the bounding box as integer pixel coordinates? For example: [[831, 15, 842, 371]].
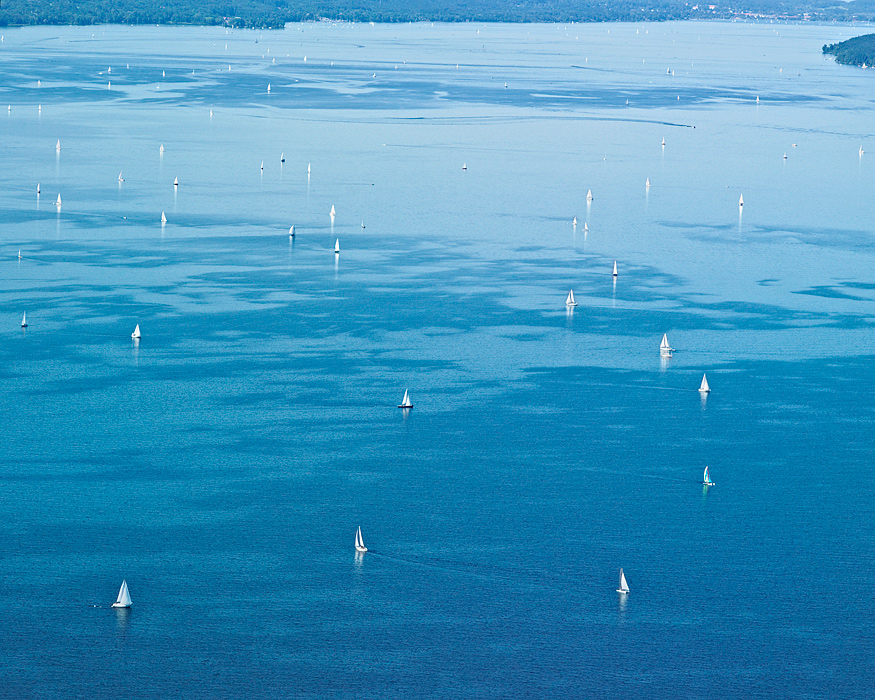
[[1, 20, 874, 699]]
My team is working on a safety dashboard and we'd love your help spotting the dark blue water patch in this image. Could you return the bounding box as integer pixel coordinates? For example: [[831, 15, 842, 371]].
[[795, 282, 875, 301]]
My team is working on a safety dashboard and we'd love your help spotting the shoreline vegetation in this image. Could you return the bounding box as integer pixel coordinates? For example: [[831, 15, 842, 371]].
[[3, 0, 875, 29], [823, 33, 875, 66]]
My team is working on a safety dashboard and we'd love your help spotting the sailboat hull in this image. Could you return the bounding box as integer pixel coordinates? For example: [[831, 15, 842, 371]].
[[355, 545, 368, 553], [111, 602, 131, 608], [398, 404, 413, 408], [617, 589, 629, 594]]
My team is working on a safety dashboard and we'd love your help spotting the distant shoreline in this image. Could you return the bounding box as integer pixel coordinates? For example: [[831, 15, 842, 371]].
[[2, 0, 875, 31]]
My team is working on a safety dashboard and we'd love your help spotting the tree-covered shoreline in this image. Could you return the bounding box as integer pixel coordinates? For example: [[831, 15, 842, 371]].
[[3, 0, 875, 29], [823, 33, 875, 67]]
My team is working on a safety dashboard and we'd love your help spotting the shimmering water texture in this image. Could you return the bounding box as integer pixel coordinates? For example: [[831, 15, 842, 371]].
[[1, 21, 874, 699]]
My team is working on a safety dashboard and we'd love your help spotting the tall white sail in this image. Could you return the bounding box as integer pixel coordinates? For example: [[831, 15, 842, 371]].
[[586, 189, 593, 201], [131, 324, 140, 339], [566, 289, 577, 307], [56, 139, 61, 151], [399, 389, 412, 408], [738, 194, 744, 207], [617, 568, 629, 593], [330, 205, 336, 217], [173, 176, 178, 187], [289, 226, 295, 237], [612, 260, 618, 277], [161, 211, 167, 223], [699, 373, 710, 393], [118, 171, 124, 182], [21, 312, 27, 328], [55, 194, 62, 207], [645, 177, 651, 188], [334, 239, 340, 254], [660, 333, 672, 356], [112, 579, 132, 608], [355, 526, 367, 552]]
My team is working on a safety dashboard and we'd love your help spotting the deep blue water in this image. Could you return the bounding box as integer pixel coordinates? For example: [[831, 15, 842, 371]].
[[1, 21, 874, 699]]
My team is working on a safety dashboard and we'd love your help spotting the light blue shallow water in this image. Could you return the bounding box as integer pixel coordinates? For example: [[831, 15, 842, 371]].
[[1, 20, 874, 699]]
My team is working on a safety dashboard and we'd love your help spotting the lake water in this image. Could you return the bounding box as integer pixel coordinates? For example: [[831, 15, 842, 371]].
[[1, 19, 874, 699]]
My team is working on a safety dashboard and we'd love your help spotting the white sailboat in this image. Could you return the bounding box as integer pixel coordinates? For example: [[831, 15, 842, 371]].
[[703, 465, 715, 486], [112, 579, 132, 608], [173, 176, 178, 187], [267, 83, 271, 93], [308, 163, 311, 175], [586, 189, 593, 201], [280, 152, 285, 163], [289, 225, 295, 238], [260, 161, 264, 171], [572, 216, 577, 226], [738, 194, 744, 207], [860, 145, 864, 156], [699, 373, 711, 393], [355, 526, 368, 553], [161, 211, 167, 224], [783, 153, 788, 160], [55, 194, 62, 207], [645, 177, 651, 188], [334, 238, 340, 254], [21, 312, 27, 328], [118, 171, 124, 182], [584, 222, 588, 233], [361, 221, 366, 229], [398, 389, 413, 408], [18, 250, 22, 260], [617, 568, 630, 594], [37, 183, 40, 195], [661, 137, 666, 146], [56, 139, 61, 151], [330, 205, 336, 217], [159, 144, 165, 154], [462, 163, 467, 170], [565, 289, 577, 307], [659, 333, 673, 357], [131, 324, 141, 339], [612, 260, 618, 277]]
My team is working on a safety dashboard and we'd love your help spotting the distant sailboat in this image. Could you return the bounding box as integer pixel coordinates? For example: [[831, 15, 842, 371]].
[[267, 83, 271, 93], [355, 526, 368, 553], [37, 183, 40, 195], [131, 324, 141, 339], [161, 211, 167, 223], [173, 176, 178, 187], [18, 250, 22, 259], [308, 163, 311, 175], [860, 145, 865, 156], [21, 312, 27, 328], [617, 568, 629, 594], [159, 144, 165, 154], [462, 163, 467, 170], [118, 171, 124, 182], [398, 389, 413, 408], [260, 161, 264, 171], [645, 177, 651, 188], [699, 373, 711, 393], [280, 152, 285, 163], [659, 333, 673, 357], [783, 152, 788, 160], [334, 239, 340, 254], [330, 205, 336, 217], [56, 139, 61, 151], [612, 260, 618, 277], [572, 216, 577, 226], [738, 194, 744, 207], [584, 222, 588, 233], [565, 289, 577, 307], [112, 579, 132, 608], [289, 225, 295, 238], [55, 194, 62, 207], [586, 189, 593, 201], [361, 221, 366, 229], [661, 137, 666, 146], [703, 465, 715, 486]]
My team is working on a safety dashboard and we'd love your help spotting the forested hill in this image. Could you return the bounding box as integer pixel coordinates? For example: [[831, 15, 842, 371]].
[[2, 0, 875, 28], [823, 33, 875, 67]]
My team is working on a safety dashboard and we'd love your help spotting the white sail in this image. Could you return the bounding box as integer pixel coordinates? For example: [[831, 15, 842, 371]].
[[56, 139, 61, 150], [661, 137, 665, 146], [159, 144, 165, 153], [612, 260, 618, 277], [55, 194, 62, 207], [161, 211, 167, 223], [617, 568, 629, 593], [660, 333, 673, 356], [308, 163, 311, 174], [131, 324, 140, 339], [37, 183, 40, 194], [330, 205, 336, 217], [645, 177, 650, 188], [584, 222, 588, 233], [112, 579, 132, 608], [260, 161, 264, 171], [738, 194, 744, 207], [280, 152, 285, 163], [462, 163, 467, 170], [586, 189, 593, 201], [334, 239, 340, 254], [566, 289, 577, 307], [699, 373, 710, 393], [572, 216, 577, 226], [355, 526, 367, 552], [21, 312, 27, 328], [289, 226, 295, 237], [267, 83, 271, 93], [118, 171, 124, 182], [399, 389, 412, 408], [703, 466, 714, 485], [173, 176, 178, 186]]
